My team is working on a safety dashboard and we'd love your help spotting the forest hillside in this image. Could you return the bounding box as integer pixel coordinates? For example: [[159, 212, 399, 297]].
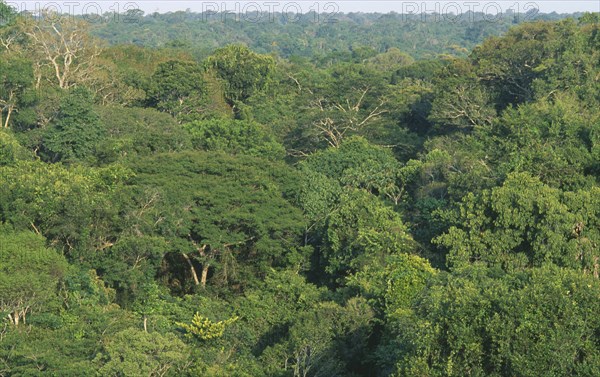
[[1, 2, 600, 375]]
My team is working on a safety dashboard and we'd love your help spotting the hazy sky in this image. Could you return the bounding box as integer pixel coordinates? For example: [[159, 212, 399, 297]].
[[9, 1, 600, 15], [148, 1, 600, 14]]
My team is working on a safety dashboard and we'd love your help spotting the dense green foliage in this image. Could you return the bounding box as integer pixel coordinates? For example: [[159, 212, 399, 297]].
[[1, 4, 600, 376], [89, 11, 580, 60]]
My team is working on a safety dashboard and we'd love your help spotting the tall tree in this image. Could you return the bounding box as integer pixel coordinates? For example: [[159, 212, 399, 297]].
[[96, 328, 190, 376], [394, 265, 600, 376], [206, 45, 275, 106], [183, 118, 285, 160], [0, 228, 68, 326], [0, 1, 16, 27], [41, 86, 105, 163], [129, 152, 306, 289], [437, 172, 600, 273], [0, 56, 33, 128], [146, 60, 208, 121], [20, 11, 101, 89]]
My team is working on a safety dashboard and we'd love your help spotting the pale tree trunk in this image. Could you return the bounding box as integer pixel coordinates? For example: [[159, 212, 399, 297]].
[[3, 301, 30, 326], [34, 63, 43, 90], [143, 316, 148, 333], [181, 253, 200, 286], [198, 244, 210, 289], [4, 104, 14, 128], [1, 91, 15, 128], [189, 241, 211, 289], [201, 264, 210, 289]]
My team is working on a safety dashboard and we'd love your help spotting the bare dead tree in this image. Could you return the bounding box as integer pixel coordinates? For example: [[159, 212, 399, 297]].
[[311, 87, 387, 148], [22, 12, 102, 90]]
